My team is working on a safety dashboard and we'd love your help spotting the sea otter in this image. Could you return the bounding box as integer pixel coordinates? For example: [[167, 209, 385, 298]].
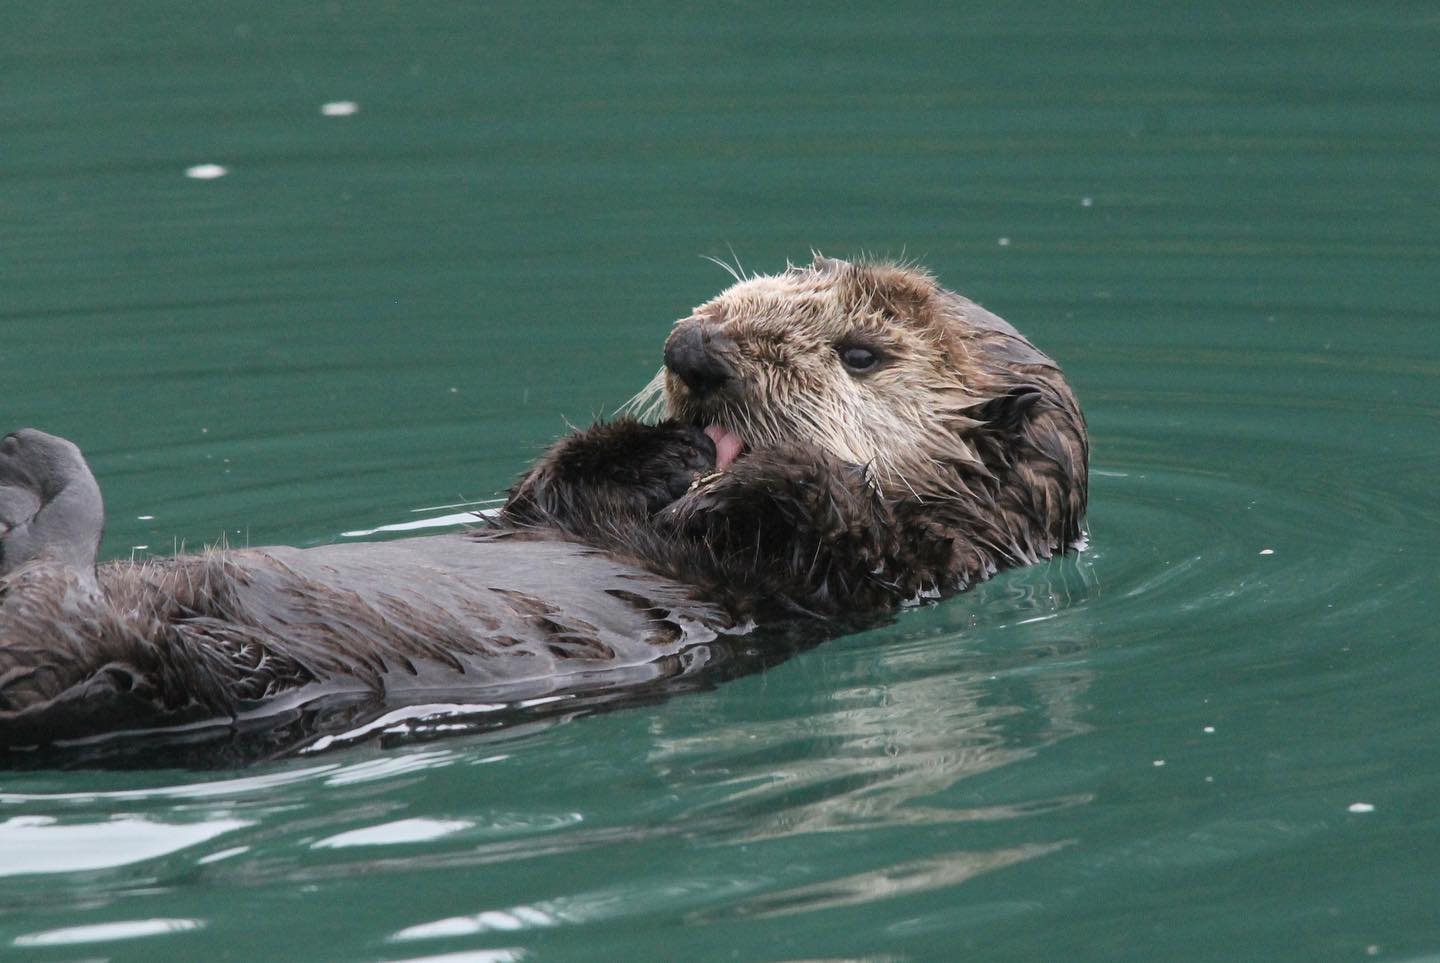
[[0, 256, 1087, 763]]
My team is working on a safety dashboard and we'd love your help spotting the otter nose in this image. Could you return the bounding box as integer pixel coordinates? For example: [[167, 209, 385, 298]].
[[664, 323, 736, 397]]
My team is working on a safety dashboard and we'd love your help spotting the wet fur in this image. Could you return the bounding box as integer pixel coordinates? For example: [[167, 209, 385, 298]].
[[520, 256, 1088, 610], [0, 257, 1087, 755]]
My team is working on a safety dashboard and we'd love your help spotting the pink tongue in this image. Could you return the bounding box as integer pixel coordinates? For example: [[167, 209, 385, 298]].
[[704, 425, 745, 471]]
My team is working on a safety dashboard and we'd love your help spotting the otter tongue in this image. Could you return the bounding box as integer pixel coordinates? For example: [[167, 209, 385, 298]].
[[704, 425, 745, 471]]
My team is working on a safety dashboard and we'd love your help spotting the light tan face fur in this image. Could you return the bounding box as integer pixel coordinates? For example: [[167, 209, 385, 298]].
[[628, 257, 997, 496]]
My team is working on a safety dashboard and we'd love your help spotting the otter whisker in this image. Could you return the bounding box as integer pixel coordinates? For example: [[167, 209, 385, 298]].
[[725, 243, 748, 282], [701, 254, 743, 284], [619, 368, 669, 423]]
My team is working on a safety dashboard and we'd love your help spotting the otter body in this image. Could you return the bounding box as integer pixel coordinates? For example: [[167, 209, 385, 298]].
[[0, 257, 1087, 762]]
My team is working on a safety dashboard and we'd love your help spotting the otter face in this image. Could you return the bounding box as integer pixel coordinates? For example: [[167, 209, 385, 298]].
[[633, 255, 1010, 495]]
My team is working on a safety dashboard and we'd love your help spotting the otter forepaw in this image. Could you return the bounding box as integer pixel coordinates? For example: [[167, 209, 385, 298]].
[[0, 429, 105, 577], [654, 447, 902, 611], [661, 446, 889, 553], [637, 422, 720, 508], [501, 418, 716, 527]]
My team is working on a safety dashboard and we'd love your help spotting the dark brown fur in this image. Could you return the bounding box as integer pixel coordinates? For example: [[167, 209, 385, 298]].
[[505, 256, 1088, 615], [0, 257, 1086, 761]]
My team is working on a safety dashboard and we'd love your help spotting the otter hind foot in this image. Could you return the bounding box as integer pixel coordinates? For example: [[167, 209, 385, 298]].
[[0, 429, 105, 577]]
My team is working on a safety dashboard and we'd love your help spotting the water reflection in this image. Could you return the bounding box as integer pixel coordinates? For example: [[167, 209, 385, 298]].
[[321, 749, 460, 786], [312, 817, 473, 849], [393, 906, 561, 941], [712, 843, 1071, 920], [13, 917, 204, 947], [388, 876, 762, 945], [649, 631, 1096, 844], [0, 763, 342, 803], [383, 951, 524, 963], [0, 815, 249, 876]]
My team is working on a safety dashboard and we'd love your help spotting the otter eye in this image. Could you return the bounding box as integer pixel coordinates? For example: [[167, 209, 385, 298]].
[[837, 344, 881, 374]]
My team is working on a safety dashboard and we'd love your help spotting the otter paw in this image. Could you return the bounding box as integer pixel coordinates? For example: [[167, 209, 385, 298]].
[[660, 446, 886, 549], [659, 449, 808, 532], [0, 429, 105, 576], [552, 420, 717, 514], [643, 423, 719, 508], [502, 418, 717, 526], [551, 419, 716, 510]]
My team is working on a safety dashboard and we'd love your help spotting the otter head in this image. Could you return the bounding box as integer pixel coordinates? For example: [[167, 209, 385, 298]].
[[632, 255, 1085, 523]]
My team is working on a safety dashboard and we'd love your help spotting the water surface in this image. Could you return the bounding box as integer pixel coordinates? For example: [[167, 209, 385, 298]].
[[2, 2, 1438, 960]]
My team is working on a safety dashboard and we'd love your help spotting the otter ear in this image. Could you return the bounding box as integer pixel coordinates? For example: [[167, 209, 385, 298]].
[[810, 252, 850, 275], [973, 385, 1045, 433], [853, 263, 937, 321], [973, 383, 1089, 550]]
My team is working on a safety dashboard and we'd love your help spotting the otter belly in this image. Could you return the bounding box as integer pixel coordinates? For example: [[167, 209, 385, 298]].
[[0, 534, 744, 763], [225, 533, 735, 697]]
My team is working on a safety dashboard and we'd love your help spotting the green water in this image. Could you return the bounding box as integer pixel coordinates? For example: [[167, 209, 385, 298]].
[[3, 1, 1438, 959]]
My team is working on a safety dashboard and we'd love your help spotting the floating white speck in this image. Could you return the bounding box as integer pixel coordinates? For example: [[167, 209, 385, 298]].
[[1203, 726, 1215, 733], [1152, 759, 1166, 767], [1204, 775, 1214, 783], [1259, 548, 1275, 555], [185, 164, 228, 180], [997, 237, 1011, 247], [1081, 196, 1094, 207], [137, 515, 155, 521], [132, 545, 149, 551], [1348, 802, 1375, 814], [321, 100, 359, 117]]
